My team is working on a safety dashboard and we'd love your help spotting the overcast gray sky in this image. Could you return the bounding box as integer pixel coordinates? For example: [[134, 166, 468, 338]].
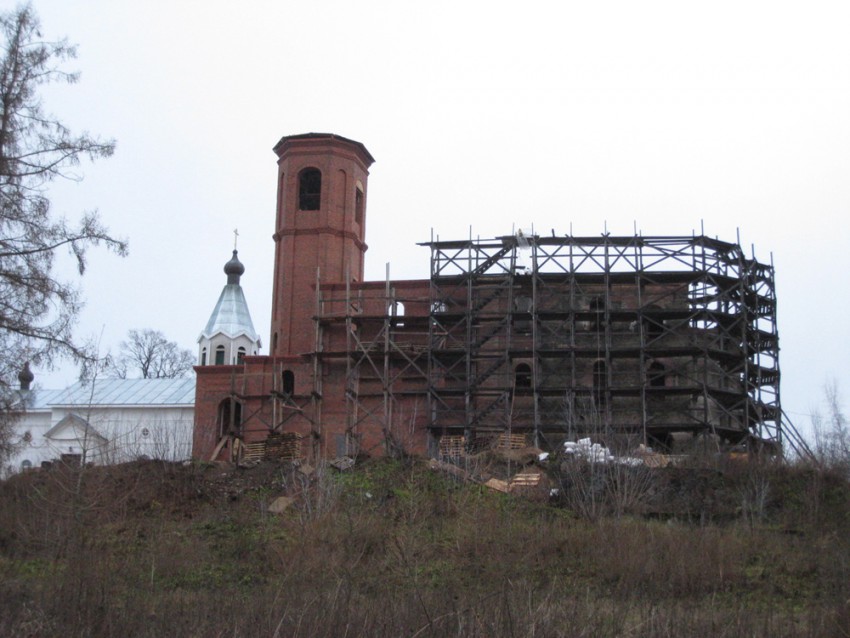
[[24, 0, 850, 436]]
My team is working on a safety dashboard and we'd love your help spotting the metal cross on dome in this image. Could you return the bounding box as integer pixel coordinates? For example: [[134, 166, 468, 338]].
[[233, 228, 239, 250]]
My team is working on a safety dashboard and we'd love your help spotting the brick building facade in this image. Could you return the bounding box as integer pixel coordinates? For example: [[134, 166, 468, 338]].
[[192, 133, 782, 462]]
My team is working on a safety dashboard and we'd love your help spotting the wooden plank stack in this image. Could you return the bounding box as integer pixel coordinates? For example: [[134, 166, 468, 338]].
[[265, 432, 302, 461], [496, 433, 529, 450], [242, 442, 266, 462]]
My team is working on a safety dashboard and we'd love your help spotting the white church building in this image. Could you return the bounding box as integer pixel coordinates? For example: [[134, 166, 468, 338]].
[[4, 250, 261, 477], [5, 369, 196, 476]]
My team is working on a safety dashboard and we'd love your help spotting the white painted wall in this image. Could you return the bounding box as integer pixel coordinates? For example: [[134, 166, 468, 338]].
[[4, 404, 194, 477]]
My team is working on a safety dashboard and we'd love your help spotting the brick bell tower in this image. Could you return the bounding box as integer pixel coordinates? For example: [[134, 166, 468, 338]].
[[270, 133, 375, 356]]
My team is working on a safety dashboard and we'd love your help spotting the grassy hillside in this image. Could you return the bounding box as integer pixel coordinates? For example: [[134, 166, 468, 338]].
[[1, 455, 849, 637]]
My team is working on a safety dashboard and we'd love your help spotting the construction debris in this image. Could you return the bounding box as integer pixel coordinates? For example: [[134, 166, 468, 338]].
[[563, 438, 643, 466], [428, 458, 474, 482], [298, 462, 315, 476], [267, 496, 295, 514], [484, 478, 509, 493], [329, 456, 355, 471]]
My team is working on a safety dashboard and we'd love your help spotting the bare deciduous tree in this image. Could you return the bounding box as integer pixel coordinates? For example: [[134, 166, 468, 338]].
[[811, 380, 850, 476], [111, 329, 194, 379], [0, 392, 20, 471], [0, 5, 126, 465]]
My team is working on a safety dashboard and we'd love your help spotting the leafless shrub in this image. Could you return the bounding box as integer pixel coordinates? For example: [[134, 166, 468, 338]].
[[738, 460, 773, 529], [811, 380, 850, 478], [103, 418, 192, 464], [277, 461, 342, 528], [606, 460, 657, 518], [557, 441, 657, 520], [557, 453, 608, 521]]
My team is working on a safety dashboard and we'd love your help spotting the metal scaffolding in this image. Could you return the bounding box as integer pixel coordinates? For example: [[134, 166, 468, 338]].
[[424, 233, 781, 453], [312, 267, 431, 457], [309, 232, 784, 456]]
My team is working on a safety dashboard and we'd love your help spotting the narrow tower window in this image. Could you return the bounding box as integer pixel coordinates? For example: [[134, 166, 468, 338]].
[[355, 186, 364, 224], [215, 345, 225, 365], [201, 348, 207, 366], [298, 168, 321, 210], [236, 347, 246, 364], [515, 363, 532, 390], [282, 370, 295, 396]]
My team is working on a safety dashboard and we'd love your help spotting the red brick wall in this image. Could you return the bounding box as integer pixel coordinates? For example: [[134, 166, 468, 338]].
[[270, 135, 374, 358], [193, 134, 434, 462]]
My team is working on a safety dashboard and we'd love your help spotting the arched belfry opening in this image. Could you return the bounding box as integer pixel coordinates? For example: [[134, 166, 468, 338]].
[[298, 167, 321, 210]]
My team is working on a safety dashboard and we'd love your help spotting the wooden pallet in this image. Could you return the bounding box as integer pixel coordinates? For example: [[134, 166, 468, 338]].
[[510, 471, 542, 488], [438, 435, 466, 457], [242, 442, 266, 462], [496, 433, 529, 450]]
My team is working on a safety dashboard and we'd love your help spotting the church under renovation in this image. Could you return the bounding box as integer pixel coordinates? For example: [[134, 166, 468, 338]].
[[192, 133, 782, 463]]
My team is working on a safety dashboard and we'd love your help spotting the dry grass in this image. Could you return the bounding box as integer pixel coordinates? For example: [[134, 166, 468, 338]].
[[0, 457, 849, 637]]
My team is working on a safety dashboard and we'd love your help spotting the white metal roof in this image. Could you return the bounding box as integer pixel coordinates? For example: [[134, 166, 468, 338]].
[[15, 388, 67, 412], [199, 283, 260, 343], [48, 377, 196, 408]]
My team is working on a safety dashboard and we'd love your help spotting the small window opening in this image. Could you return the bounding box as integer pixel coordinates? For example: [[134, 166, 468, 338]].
[[644, 305, 663, 340], [282, 370, 295, 396], [236, 347, 246, 364], [201, 348, 207, 366], [515, 363, 532, 390], [515, 295, 532, 313], [215, 345, 225, 365], [393, 301, 405, 317], [393, 301, 405, 326], [589, 297, 605, 331], [644, 319, 663, 340], [648, 361, 666, 388], [298, 168, 321, 210], [593, 360, 608, 408], [355, 186, 364, 224]]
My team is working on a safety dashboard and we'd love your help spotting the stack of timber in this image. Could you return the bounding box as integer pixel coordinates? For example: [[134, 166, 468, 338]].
[[242, 441, 266, 463], [265, 433, 302, 461]]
